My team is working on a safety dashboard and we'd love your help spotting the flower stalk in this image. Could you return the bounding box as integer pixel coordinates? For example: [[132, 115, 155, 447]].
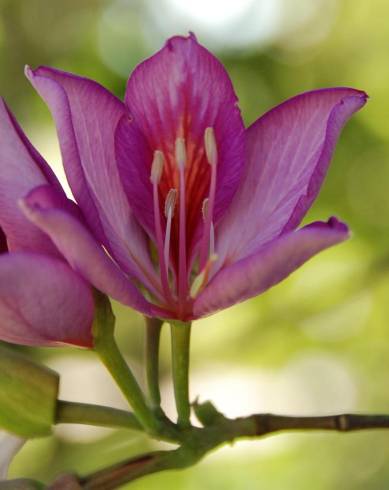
[[170, 321, 192, 428], [92, 294, 160, 435], [144, 317, 163, 410]]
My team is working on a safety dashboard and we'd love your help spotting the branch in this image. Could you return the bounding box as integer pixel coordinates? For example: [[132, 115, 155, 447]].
[[248, 413, 389, 434], [70, 412, 389, 489]]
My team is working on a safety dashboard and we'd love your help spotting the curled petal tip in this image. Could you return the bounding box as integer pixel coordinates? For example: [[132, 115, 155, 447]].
[[307, 216, 350, 237], [327, 216, 349, 233], [165, 31, 199, 51], [24, 64, 33, 80]]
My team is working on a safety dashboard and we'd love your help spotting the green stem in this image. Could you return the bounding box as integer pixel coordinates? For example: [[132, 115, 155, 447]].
[[145, 317, 163, 409], [170, 321, 191, 428], [56, 400, 142, 431], [92, 294, 159, 435]]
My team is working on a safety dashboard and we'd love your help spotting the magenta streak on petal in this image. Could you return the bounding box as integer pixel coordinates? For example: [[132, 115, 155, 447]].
[[20, 188, 154, 315], [214, 88, 367, 270], [0, 252, 94, 347], [25, 66, 160, 296], [194, 217, 349, 318], [0, 98, 62, 257]]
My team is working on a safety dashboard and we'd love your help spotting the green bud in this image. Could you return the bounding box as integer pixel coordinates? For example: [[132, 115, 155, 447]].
[[0, 344, 59, 437]]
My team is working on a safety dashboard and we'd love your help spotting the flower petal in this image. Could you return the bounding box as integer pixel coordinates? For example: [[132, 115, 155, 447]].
[[20, 186, 154, 315], [121, 33, 245, 247], [0, 98, 62, 256], [215, 88, 367, 265], [0, 430, 25, 479], [194, 217, 349, 318], [25, 66, 157, 286], [0, 252, 94, 347]]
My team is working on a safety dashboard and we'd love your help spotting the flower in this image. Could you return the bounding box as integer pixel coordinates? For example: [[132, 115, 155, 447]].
[[0, 99, 94, 347], [0, 430, 25, 479], [2, 34, 366, 324]]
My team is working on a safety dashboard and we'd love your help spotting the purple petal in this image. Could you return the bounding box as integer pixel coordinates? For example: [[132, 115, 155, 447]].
[[0, 98, 62, 256], [0, 252, 94, 347], [20, 186, 154, 315], [122, 33, 245, 248], [25, 66, 157, 287], [215, 88, 367, 265], [194, 217, 349, 318]]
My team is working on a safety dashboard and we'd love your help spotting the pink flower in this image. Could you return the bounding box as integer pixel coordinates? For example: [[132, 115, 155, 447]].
[[0, 34, 367, 330], [0, 100, 94, 347]]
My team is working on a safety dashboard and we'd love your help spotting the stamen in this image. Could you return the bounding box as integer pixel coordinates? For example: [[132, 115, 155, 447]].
[[151, 150, 173, 305], [209, 222, 215, 257], [199, 127, 218, 269], [150, 150, 164, 184], [202, 198, 209, 221], [202, 198, 215, 256], [164, 188, 177, 219], [175, 137, 188, 308], [204, 127, 218, 167], [164, 189, 177, 270], [190, 253, 218, 299]]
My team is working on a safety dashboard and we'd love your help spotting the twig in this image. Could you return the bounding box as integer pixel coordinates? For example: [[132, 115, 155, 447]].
[[74, 411, 389, 489]]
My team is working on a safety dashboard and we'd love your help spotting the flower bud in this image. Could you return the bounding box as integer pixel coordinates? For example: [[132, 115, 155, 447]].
[[0, 344, 59, 437]]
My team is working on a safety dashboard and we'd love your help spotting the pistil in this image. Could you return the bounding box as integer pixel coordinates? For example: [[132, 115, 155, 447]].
[[175, 138, 188, 309]]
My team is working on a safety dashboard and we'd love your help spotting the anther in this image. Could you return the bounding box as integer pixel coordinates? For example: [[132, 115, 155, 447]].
[[175, 138, 186, 169], [164, 189, 177, 218], [202, 198, 209, 221], [204, 127, 217, 167], [150, 150, 164, 184]]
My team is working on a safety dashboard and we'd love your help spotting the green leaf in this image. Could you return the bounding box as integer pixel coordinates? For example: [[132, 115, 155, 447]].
[[0, 344, 59, 437]]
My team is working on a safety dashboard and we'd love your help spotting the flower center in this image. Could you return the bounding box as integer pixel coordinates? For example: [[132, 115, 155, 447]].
[[149, 127, 218, 317]]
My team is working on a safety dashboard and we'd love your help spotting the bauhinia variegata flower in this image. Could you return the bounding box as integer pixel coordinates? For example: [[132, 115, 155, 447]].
[[0, 33, 367, 343]]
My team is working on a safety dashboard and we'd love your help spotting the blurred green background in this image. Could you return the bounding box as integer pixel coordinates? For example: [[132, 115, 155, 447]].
[[2, 0, 389, 488]]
